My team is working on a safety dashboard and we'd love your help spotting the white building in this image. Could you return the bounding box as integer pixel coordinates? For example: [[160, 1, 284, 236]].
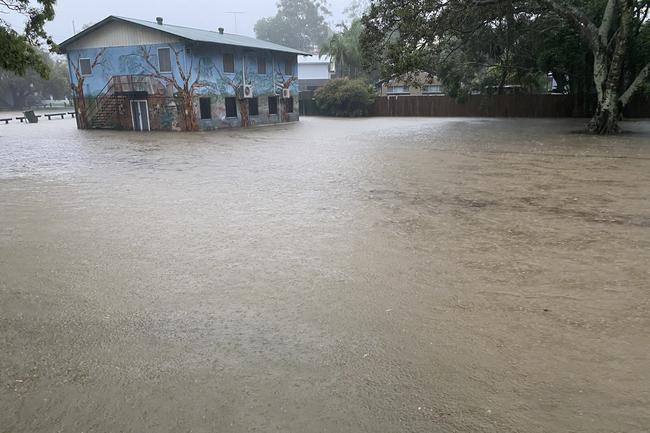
[[297, 55, 335, 91]]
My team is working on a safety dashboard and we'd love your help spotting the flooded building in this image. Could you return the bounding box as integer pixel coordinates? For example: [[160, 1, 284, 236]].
[[58, 16, 308, 131]]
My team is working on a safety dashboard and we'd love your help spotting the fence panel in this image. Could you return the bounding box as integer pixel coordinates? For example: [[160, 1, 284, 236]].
[[367, 94, 649, 118]]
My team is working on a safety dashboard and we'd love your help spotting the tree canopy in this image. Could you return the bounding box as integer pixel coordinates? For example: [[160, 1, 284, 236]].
[[0, 0, 57, 78], [362, 0, 650, 133], [254, 0, 331, 51], [314, 78, 375, 116], [321, 19, 364, 78], [0, 51, 71, 109]]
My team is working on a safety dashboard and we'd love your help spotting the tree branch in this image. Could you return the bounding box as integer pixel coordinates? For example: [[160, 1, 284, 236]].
[[598, 0, 617, 45], [91, 48, 106, 68], [471, 0, 601, 48], [140, 46, 182, 92], [535, 0, 600, 49], [619, 62, 650, 106]]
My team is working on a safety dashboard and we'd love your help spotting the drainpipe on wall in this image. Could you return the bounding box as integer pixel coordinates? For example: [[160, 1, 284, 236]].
[[272, 54, 276, 95], [242, 53, 246, 87]]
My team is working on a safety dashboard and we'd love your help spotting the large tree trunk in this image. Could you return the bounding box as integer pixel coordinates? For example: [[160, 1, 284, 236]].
[[588, 90, 620, 134], [586, 0, 634, 134], [588, 45, 624, 134]]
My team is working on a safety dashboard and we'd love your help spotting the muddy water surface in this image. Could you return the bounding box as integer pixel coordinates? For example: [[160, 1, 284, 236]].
[[1, 117, 649, 432]]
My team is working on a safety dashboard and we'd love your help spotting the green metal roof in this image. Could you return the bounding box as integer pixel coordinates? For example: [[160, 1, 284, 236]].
[[59, 15, 311, 55]]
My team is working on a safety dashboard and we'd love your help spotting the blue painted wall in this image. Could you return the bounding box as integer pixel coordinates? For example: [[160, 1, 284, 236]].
[[66, 43, 188, 96], [66, 42, 299, 99], [66, 41, 300, 130]]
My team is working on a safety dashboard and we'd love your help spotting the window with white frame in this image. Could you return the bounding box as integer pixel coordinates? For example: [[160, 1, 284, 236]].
[[158, 47, 172, 73], [387, 85, 409, 94], [79, 58, 92, 76], [423, 84, 444, 94]]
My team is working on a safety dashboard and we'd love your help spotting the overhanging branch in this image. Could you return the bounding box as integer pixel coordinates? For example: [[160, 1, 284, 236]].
[[619, 62, 650, 106]]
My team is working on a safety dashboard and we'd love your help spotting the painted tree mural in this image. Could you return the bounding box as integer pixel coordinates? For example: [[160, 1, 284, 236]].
[[70, 48, 106, 128], [140, 45, 203, 131], [215, 69, 250, 127], [65, 42, 300, 131], [274, 66, 298, 122]]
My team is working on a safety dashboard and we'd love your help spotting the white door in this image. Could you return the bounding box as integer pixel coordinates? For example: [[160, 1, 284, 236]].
[[131, 100, 150, 131]]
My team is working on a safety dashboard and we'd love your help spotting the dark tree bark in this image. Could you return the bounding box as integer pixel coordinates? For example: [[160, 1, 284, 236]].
[[537, 0, 648, 134]]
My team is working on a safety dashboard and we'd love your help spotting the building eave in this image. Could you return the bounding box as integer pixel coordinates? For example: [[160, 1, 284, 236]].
[[58, 15, 312, 56]]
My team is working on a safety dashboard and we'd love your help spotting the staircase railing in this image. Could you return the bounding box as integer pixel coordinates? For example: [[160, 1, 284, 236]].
[[84, 78, 117, 125], [110, 75, 154, 94], [84, 75, 155, 127]]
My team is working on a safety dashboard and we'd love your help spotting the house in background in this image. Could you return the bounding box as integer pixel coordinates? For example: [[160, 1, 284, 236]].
[[58, 15, 308, 131], [377, 72, 445, 96], [297, 54, 335, 92]]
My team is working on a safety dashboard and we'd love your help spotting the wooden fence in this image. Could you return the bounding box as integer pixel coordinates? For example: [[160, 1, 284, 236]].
[[623, 94, 650, 118], [298, 93, 649, 118], [366, 94, 650, 118], [299, 90, 317, 116]]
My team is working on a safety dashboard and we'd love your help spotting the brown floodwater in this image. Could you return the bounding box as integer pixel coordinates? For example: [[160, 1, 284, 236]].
[[1, 116, 649, 432]]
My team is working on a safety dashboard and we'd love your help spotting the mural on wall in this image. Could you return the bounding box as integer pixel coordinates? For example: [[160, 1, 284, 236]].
[[274, 66, 298, 122], [69, 48, 106, 128], [66, 41, 300, 131], [140, 45, 204, 131], [215, 68, 249, 127], [158, 108, 176, 129]]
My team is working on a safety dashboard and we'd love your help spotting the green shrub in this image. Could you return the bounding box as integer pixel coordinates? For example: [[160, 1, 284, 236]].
[[314, 79, 375, 117]]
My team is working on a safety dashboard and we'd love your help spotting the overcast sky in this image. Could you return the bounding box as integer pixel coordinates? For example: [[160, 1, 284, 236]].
[[7, 0, 356, 44]]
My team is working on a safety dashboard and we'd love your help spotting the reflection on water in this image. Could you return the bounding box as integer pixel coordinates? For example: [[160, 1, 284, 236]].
[[1, 117, 649, 432]]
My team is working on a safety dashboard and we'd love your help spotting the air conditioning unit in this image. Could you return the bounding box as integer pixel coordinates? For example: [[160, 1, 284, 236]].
[[243, 84, 254, 98], [282, 88, 291, 99]]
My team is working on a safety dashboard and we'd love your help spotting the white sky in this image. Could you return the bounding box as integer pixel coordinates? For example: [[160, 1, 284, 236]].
[[5, 0, 355, 44]]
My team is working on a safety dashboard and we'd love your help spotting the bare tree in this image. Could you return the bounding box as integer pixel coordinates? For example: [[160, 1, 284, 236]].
[[141, 45, 203, 131], [69, 48, 106, 128], [274, 66, 298, 122], [215, 69, 250, 127]]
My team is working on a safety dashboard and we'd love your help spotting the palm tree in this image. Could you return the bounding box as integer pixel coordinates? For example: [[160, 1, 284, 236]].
[[320, 19, 363, 79]]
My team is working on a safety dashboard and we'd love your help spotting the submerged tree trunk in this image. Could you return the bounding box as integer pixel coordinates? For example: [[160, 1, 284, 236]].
[[537, 0, 650, 134], [588, 92, 620, 134], [587, 0, 628, 134]]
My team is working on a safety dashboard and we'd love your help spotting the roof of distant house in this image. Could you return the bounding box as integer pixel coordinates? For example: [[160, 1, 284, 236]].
[[58, 15, 310, 55], [298, 55, 331, 64]]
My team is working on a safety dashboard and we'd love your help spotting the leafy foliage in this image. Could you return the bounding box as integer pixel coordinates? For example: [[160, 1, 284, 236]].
[[254, 0, 331, 51], [361, 0, 650, 133], [0, 51, 70, 109], [314, 78, 375, 116], [321, 19, 365, 78], [0, 0, 56, 77]]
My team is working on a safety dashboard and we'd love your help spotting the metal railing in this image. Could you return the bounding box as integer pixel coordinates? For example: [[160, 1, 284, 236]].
[[84, 79, 116, 124], [84, 75, 158, 125]]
